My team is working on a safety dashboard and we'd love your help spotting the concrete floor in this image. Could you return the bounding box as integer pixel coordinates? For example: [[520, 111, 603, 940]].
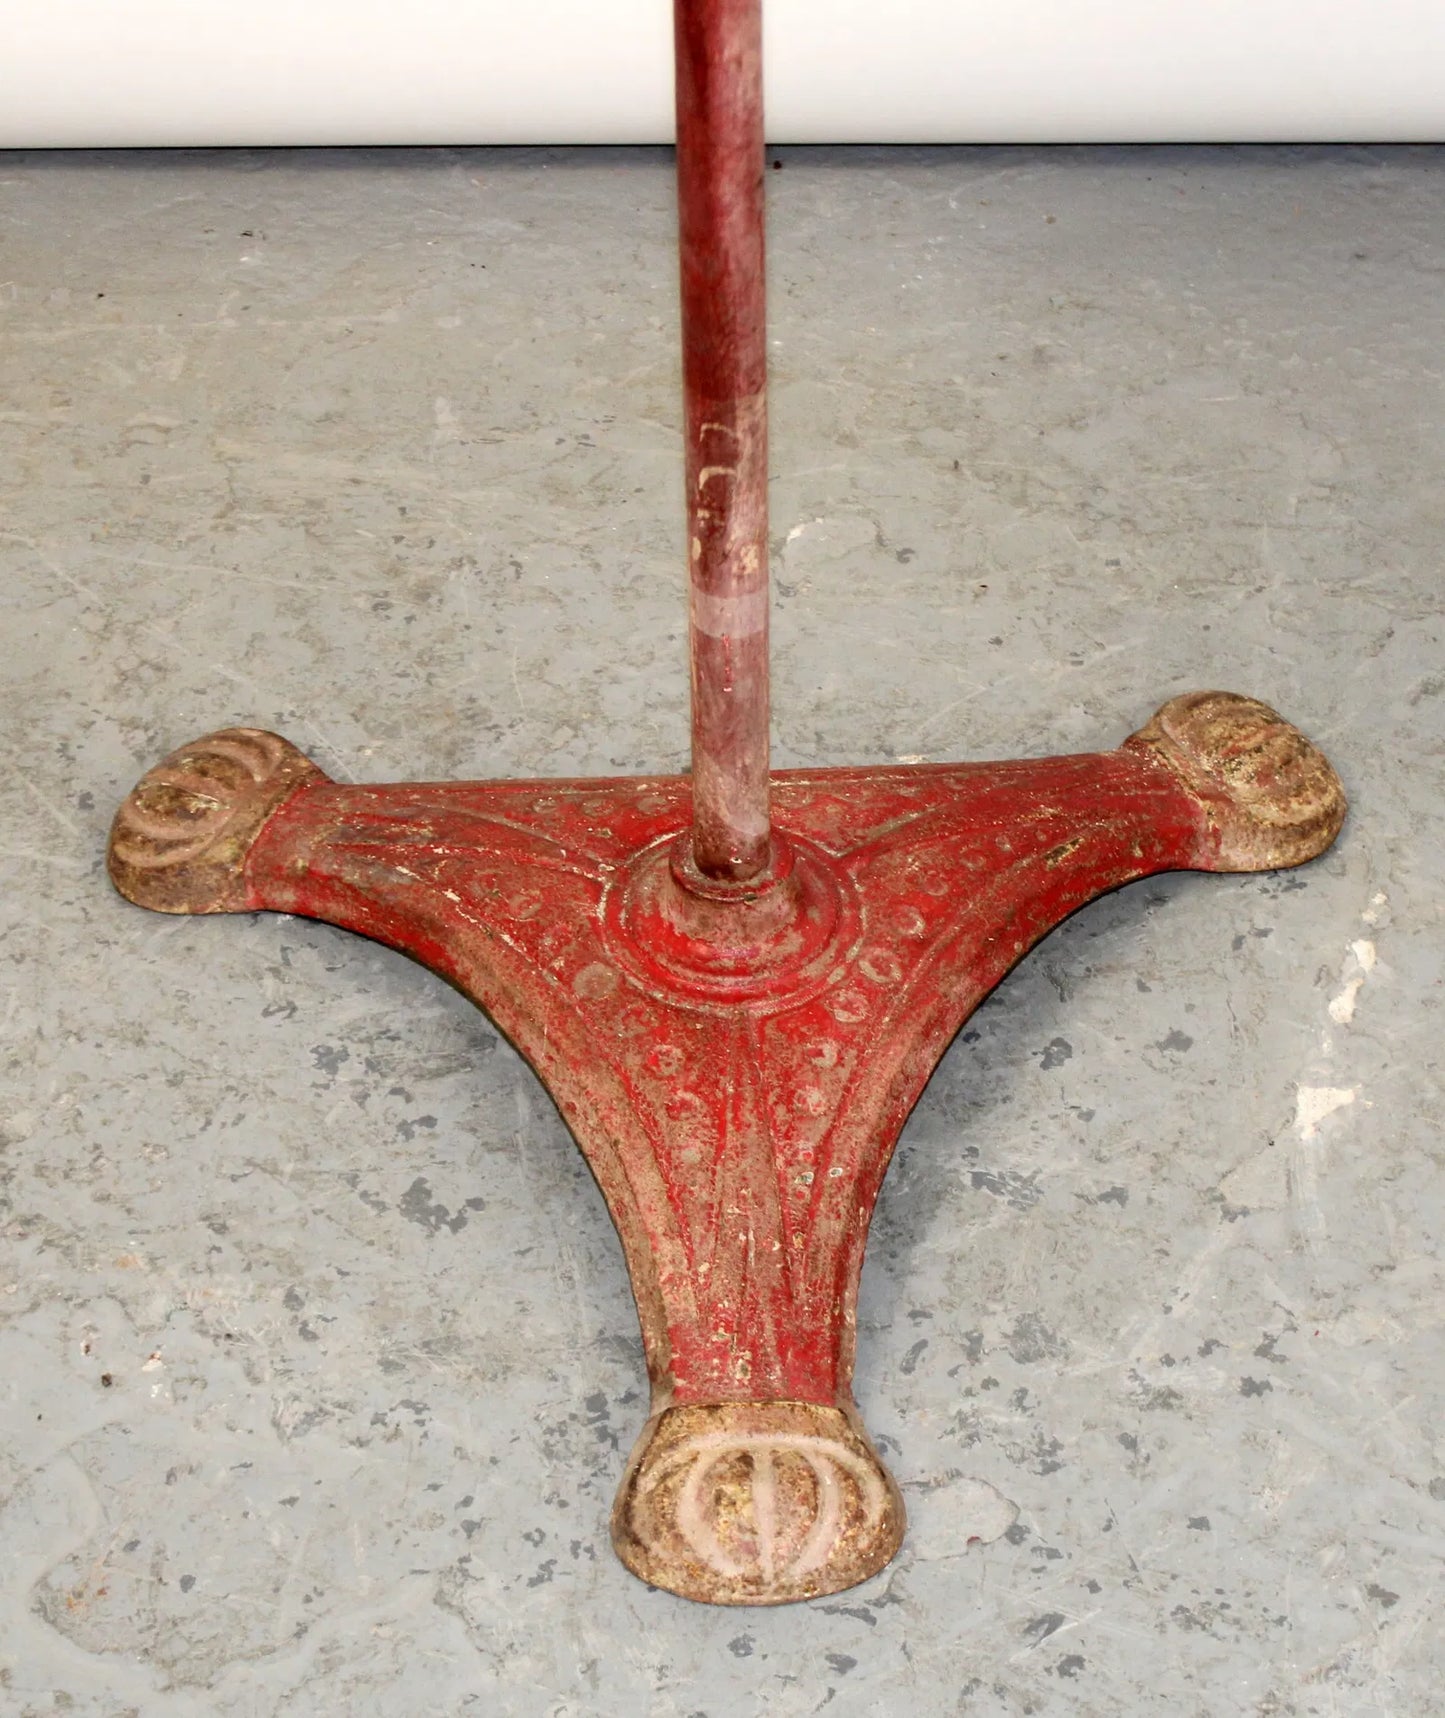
[[1, 144, 1441, 1716]]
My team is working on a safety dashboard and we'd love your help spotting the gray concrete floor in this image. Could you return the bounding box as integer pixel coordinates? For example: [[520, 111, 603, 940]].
[[1, 144, 1442, 1716]]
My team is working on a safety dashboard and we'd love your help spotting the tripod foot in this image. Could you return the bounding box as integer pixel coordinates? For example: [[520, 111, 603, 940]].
[[611, 1400, 905, 1605], [108, 728, 321, 914], [1130, 691, 1345, 871]]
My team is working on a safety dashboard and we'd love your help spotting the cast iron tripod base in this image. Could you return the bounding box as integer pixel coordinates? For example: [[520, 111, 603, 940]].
[[110, 690, 1344, 1604]]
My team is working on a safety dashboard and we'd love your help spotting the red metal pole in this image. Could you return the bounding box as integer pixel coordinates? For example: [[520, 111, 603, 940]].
[[674, 0, 771, 883]]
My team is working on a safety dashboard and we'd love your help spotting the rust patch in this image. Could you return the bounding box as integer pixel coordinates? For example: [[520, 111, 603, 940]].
[[1043, 835, 1086, 869]]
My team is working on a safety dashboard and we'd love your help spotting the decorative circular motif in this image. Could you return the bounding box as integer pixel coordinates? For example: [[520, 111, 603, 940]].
[[828, 988, 869, 1024], [599, 830, 863, 1016], [572, 961, 619, 1000]]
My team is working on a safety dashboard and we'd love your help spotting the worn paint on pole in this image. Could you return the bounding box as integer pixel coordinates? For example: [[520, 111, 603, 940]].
[[675, 0, 771, 882]]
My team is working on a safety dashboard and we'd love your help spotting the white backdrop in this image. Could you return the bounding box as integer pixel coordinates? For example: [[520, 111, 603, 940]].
[[3, 0, 1442, 146]]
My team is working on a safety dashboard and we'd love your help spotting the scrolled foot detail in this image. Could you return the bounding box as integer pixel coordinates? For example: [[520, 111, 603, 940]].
[[108, 728, 323, 914], [1129, 691, 1347, 872], [611, 1401, 905, 1605]]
